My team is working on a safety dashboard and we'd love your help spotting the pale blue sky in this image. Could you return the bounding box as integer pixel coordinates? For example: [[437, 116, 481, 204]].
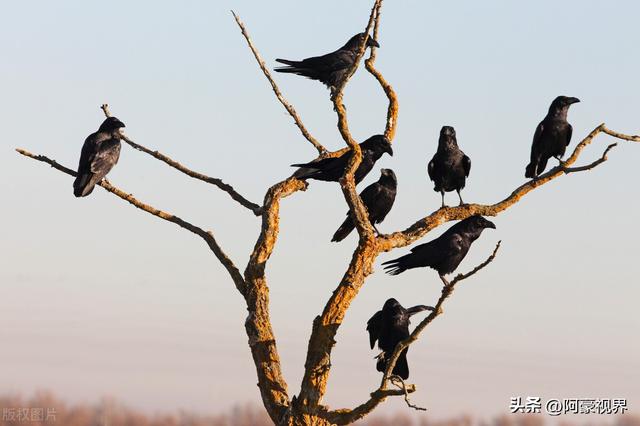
[[1, 0, 639, 421]]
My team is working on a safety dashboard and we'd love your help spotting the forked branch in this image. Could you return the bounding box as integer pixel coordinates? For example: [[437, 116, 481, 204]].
[[240, 177, 309, 422]]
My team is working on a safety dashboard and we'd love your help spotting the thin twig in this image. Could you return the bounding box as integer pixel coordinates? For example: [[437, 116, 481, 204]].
[[231, 12, 327, 156], [15, 148, 246, 294], [99, 104, 262, 215], [563, 143, 617, 173], [389, 376, 427, 411]]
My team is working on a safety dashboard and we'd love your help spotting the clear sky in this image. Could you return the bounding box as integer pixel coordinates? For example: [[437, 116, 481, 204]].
[[1, 0, 639, 421]]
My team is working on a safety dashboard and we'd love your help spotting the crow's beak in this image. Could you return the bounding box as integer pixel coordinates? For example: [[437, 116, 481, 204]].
[[568, 97, 580, 105], [485, 220, 496, 229], [368, 38, 380, 48], [386, 145, 393, 156], [408, 305, 435, 316]]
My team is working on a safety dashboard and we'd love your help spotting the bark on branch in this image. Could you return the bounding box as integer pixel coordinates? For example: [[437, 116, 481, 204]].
[[99, 104, 262, 215], [242, 177, 308, 422], [323, 384, 417, 425]]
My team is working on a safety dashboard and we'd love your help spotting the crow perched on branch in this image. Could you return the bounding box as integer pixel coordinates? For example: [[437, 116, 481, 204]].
[[525, 96, 580, 178], [382, 215, 495, 278], [367, 298, 432, 380], [73, 117, 126, 197], [332, 168, 397, 242], [428, 126, 471, 207], [274, 32, 379, 91], [292, 135, 393, 184]]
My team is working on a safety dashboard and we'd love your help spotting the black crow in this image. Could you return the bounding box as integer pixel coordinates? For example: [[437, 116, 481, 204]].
[[382, 215, 495, 278], [367, 298, 432, 379], [292, 135, 393, 184], [73, 116, 125, 197], [332, 168, 397, 242], [274, 32, 379, 90], [428, 126, 471, 207], [525, 96, 580, 178]]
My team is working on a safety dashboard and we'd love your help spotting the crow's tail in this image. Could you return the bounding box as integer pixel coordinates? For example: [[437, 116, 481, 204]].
[[381, 253, 412, 275], [331, 217, 355, 242], [524, 162, 537, 179], [275, 58, 300, 66], [376, 348, 409, 380], [73, 173, 97, 197], [394, 349, 410, 380], [275, 58, 304, 73]]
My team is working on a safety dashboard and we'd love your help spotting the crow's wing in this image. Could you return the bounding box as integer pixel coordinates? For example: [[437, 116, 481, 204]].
[[531, 121, 544, 155], [462, 154, 471, 177], [358, 182, 383, 213], [566, 123, 573, 147], [366, 310, 384, 349], [427, 157, 436, 182], [410, 233, 464, 265], [77, 134, 99, 174], [277, 49, 354, 72], [292, 152, 348, 172], [303, 49, 354, 71], [90, 139, 121, 178]]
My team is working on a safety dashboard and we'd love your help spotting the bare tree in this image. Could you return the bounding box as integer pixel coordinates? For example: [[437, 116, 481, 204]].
[[15, 1, 639, 425]]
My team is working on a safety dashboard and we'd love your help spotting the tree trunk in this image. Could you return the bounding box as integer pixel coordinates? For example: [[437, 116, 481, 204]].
[[279, 410, 333, 426]]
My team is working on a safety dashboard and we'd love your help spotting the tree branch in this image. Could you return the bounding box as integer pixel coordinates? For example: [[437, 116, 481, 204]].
[[298, 241, 378, 409], [332, 0, 382, 243], [378, 124, 640, 252], [364, 0, 399, 141], [241, 177, 308, 423], [297, 1, 384, 410], [322, 384, 417, 425], [231, 11, 327, 156], [563, 142, 617, 173], [15, 148, 246, 293], [389, 376, 426, 412], [99, 104, 262, 215]]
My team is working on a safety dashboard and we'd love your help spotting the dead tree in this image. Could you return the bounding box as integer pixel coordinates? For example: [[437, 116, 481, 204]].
[[16, 1, 639, 425]]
